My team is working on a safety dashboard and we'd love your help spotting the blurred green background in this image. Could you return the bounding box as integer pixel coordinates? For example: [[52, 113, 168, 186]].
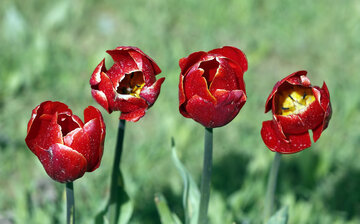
[[0, 0, 359, 223]]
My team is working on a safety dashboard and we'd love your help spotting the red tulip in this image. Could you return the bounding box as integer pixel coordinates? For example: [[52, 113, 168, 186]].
[[25, 101, 106, 183], [90, 46, 165, 122], [261, 70, 332, 154], [178, 46, 248, 128]]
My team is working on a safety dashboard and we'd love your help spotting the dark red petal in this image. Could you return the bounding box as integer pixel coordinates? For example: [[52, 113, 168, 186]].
[[106, 49, 139, 85], [27, 105, 40, 134], [129, 51, 156, 85], [265, 70, 308, 113], [36, 143, 87, 183], [186, 90, 246, 128], [178, 74, 190, 118], [312, 83, 332, 142], [112, 95, 148, 113], [92, 72, 116, 113], [179, 51, 207, 75], [184, 68, 216, 104], [208, 46, 248, 72], [120, 108, 146, 122], [90, 59, 107, 86], [209, 58, 239, 94], [261, 120, 312, 154], [115, 46, 161, 75], [84, 106, 105, 171], [185, 95, 216, 127], [140, 77, 165, 105], [25, 112, 63, 157]]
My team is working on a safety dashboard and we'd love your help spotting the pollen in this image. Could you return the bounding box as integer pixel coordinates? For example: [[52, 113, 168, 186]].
[[117, 72, 145, 98], [276, 86, 315, 115]]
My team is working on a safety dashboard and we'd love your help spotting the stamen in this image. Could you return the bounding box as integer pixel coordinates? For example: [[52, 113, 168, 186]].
[[288, 94, 294, 101], [282, 107, 289, 110], [303, 92, 307, 99]]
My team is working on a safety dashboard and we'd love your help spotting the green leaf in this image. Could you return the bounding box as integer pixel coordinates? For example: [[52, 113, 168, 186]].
[[267, 207, 289, 224], [154, 193, 183, 224], [94, 170, 133, 224], [171, 137, 200, 224]]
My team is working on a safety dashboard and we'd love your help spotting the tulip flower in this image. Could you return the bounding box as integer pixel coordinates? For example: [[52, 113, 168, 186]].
[[90, 46, 165, 122], [178, 46, 248, 128], [261, 70, 332, 154], [25, 101, 106, 183]]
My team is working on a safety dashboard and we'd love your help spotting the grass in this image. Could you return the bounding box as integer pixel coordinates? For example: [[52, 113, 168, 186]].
[[0, 0, 359, 223]]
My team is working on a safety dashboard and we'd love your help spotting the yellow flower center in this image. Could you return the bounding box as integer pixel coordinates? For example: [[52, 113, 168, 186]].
[[276, 86, 315, 115], [117, 72, 145, 98]]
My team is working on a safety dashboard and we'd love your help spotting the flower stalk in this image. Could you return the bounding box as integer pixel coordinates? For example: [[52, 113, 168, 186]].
[[108, 119, 126, 224], [198, 127, 213, 224], [66, 182, 75, 224], [264, 152, 282, 223]]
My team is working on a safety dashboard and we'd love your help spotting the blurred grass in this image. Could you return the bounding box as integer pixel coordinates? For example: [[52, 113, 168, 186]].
[[0, 0, 359, 223]]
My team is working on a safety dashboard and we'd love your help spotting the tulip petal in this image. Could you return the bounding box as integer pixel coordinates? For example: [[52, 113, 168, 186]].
[[129, 51, 156, 85], [261, 120, 312, 154], [91, 72, 116, 113], [179, 74, 190, 118], [106, 49, 139, 84], [120, 108, 146, 122], [208, 46, 248, 72], [186, 89, 245, 128], [90, 59, 107, 86], [179, 51, 207, 75], [209, 58, 239, 94], [184, 68, 216, 104], [25, 112, 63, 156], [265, 70, 308, 113], [36, 143, 87, 183], [84, 106, 105, 171], [140, 77, 165, 105]]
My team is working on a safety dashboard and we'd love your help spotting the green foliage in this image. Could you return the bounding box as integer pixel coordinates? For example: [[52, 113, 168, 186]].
[[267, 207, 289, 224], [0, 0, 359, 223]]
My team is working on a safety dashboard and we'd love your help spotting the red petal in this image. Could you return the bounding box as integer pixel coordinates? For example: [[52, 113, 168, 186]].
[[186, 90, 246, 128], [209, 58, 239, 94], [208, 46, 248, 72], [112, 95, 148, 113], [84, 106, 106, 171], [25, 112, 63, 157], [261, 120, 312, 154], [120, 108, 146, 122], [90, 59, 107, 86], [179, 74, 190, 118], [140, 77, 165, 105], [106, 49, 139, 85], [265, 70, 308, 113], [129, 51, 157, 85], [179, 51, 207, 75], [91, 72, 116, 113], [116, 46, 161, 75], [184, 68, 216, 104], [36, 143, 87, 183]]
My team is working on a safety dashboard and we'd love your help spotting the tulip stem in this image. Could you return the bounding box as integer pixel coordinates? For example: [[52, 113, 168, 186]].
[[108, 119, 126, 224], [66, 182, 75, 224], [264, 152, 282, 223], [198, 127, 213, 224]]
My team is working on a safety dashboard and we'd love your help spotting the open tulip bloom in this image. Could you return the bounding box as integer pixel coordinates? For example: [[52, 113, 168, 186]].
[[90, 46, 165, 122], [261, 70, 332, 154], [179, 46, 248, 128]]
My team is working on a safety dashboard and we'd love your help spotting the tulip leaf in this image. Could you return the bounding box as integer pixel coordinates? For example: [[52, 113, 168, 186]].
[[95, 170, 133, 224], [171, 137, 200, 224], [266, 206, 289, 224], [155, 193, 183, 224]]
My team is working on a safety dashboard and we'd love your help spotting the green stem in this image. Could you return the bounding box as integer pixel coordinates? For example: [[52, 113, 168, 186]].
[[198, 127, 213, 224], [264, 152, 282, 223], [108, 119, 126, 224], [66, 182, 75, 224]]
